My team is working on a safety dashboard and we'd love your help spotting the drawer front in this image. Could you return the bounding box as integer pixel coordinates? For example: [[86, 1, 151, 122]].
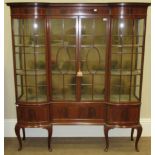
[[17, 105, 49, 123], [111, 7, 147, 16], [52, 103, 105, 120], [111, 7, 132, 15], [107, 104, 140, 125], [11, 7, 46, 15], [46, 7, 110, 15]]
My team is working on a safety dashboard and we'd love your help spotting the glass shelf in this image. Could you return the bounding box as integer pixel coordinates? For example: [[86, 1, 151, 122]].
[[112, 35, 143, 37], [110, 94, 138, 102], [81, 44, 106, 47], [112, 52, 142, 54], [16, 70, 46, 75], [19, 95, 47, 102], [14, 34, 45, 37], [111, 70, 141, 75], [52, 71, 76, 74], [81, 94, 104, 101], [15, 44, 45, 47], [112, 44, 143, 47]]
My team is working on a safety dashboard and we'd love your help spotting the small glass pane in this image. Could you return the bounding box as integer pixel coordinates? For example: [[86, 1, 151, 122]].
[[64, 86, 76, 100], [23, 19, 45, 36], [64, 19, 76, 35], [15, 47, 24, 53], [132, 54, 142, 70], [52, 75, 63, 100], [17, 75, 22, 85], [111, 54, 121, 71], [81, 19, 93, 35], [131, 75, 141, 87], [110, 86, 120, 102], [81, 36, 93, 45], [27, 87, 37, 101], [37, 76, 47, 86], [17, 86, 26, 101], [93, 85, 104, 100], [112, 36, 121, 45], [26, 76, 36, 87], [14, 36, 23, 46], [120, 87, 130, 101], [37, 86, 47, 101], [94, 18, 106, 35], [50, 19, 63, 36], [122, 47, 132, 53], [13, 19, 23, 35], [135, 19, 144, 36], [131, 86, 140, 101], [81, 85, 92, 100], [64, 36, 76, 46], [65, 75, 76, 100], [111, 76, 121, 88], [122, 36, 133, 45], [36, 54, 46, 70], [25, 54, 35, 70], [51, 36, 63, 45], [133, 47, 143, 54], [15, 53, 25, 70], [24, 36, 45, 46], [133, 36, 143, 46], [112, 19, 133, 36], [94, 36, 106, 45], [122, 54, 132, 71]]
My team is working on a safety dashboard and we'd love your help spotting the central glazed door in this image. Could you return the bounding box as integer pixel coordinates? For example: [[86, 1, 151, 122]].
[[79, 16, 108, 101], [49, 16, 78, 101], [49, 16, 109, 102]]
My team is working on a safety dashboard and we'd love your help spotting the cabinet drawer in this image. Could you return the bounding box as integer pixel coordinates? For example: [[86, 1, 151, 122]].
[[46, 7, 109, 15], [17, 105, 49, 123], [11, 7, 46, 15], [111, 7, 132, 15], [107, 104, 140, 125], [52, 103, 105, 120], [132, 7, 147, 15], [78, 105, 105, 119]]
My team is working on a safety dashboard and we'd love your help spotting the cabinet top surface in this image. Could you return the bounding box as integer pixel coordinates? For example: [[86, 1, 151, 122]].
[[6, 2, 151, 7]]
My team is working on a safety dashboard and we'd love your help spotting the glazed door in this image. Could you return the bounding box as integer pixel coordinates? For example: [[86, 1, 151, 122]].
[[79, 17, 108, 101], [49, 16, 108, 101], [49, 17, 78, 101], [12, 18, 48, 103]]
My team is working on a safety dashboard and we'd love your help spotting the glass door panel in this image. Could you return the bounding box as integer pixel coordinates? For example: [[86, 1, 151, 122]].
[[50, 18, 77, 101], [80, 17, 107, 101], [13, 18, 48, 102], [110, 18, 145, 103]]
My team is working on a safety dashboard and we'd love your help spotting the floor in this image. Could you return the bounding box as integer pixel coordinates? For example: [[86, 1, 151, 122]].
[[4, 137, 151, 155]]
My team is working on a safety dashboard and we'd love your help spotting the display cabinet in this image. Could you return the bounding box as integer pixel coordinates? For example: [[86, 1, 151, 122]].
[[7, 2, 150, 151]]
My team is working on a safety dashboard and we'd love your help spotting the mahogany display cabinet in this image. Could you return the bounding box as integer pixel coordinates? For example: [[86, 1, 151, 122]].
[[6, 2, 150, 151]]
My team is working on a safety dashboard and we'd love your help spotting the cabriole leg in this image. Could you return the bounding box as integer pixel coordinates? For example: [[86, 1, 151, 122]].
[[104, 125, 111, 152], [45, 126, 53, 152], [22, 128, 26, 140], [15, 124, 22, 151], [135, 124, 142, 152], [131, 128, 134, 141]]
